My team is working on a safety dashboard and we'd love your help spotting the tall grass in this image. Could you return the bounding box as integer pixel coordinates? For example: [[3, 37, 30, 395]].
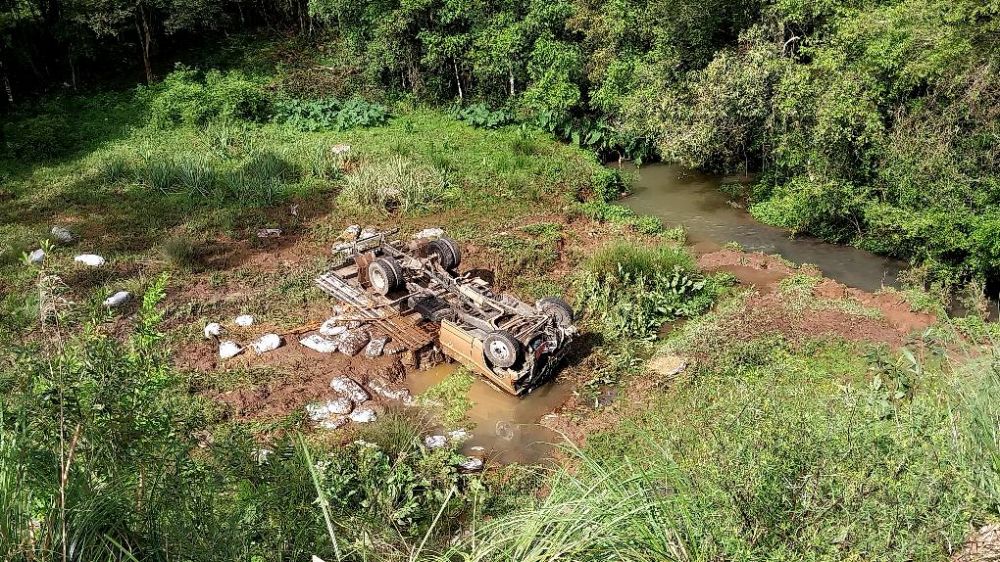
[[338, 155, 450, 213]]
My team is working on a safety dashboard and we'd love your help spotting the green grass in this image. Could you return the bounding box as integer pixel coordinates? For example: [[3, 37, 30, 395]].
[[457, 337, 994, 561]]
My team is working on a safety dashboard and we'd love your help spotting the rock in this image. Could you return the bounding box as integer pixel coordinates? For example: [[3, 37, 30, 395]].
[[458, 456, 484, 472], [349, 406, 377, 423], [256, 228, 282, 238], [204, 322, 223, 339], [330, 375, 369, 403], [219, 340, 243, 360], [424, 435, 447, 449], [412, 227, 444, 240], [27, 249, 45, 264], [234, 314, 255, 327], [74, 254, 105, 267], [300, 334, 340, 353], [366, 336, 388, 357], [319, 318, 348, 337], [102, 291, 130, 307], [251, 333, 282, 353], [307, 398, 354, 420], [50, 226, 74, 243], [647, 354, 687, 379], [338, 328, 370, 356], [319, 416, 350, 430]]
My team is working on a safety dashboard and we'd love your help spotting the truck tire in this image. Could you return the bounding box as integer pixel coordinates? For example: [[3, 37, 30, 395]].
[[484, 330, 522, 368], [428, 237, 461, 270], [537, 296, 574, 326], [368, 257, 403, 295]]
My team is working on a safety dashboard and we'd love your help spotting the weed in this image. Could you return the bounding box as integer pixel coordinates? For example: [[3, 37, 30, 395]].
[[419, 368, 474, 428], [339, 155, 449, 214]]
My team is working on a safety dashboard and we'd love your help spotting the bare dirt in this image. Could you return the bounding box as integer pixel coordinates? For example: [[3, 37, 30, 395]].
[[696, 249, 934, 347]]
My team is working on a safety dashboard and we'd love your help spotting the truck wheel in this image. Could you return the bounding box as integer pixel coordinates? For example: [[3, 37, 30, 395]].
[[428, 237, 461, 270], [368, 257, 403, 295], [484, 330, 522, 368], [537, 296, 574, 326]]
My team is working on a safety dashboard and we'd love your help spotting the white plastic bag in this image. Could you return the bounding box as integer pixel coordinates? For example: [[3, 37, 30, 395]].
[[219, 341, 243, 360], [330, 376, 369, 403], [27, 249, 45, 264], [349, 407, 377, 423], [103, 291, 130, 307], [204, 322, 223, 339], [251, 333, 282, 353], [234, 314, 255, 327], [300, 334, 340, 353], [74, 254, 105, 267]]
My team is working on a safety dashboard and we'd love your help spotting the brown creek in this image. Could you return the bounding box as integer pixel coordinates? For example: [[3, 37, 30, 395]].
[[618, 162, 907, 293]]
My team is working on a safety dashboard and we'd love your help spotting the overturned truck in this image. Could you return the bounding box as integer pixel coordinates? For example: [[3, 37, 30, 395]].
[[316, 228, 576, 395]]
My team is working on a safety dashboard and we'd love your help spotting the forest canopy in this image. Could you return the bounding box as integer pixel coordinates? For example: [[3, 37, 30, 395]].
[[3, 0, 1000, 283]]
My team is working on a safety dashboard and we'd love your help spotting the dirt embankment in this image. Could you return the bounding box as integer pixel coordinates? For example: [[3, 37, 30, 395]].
[[697, 249, 935, 348]]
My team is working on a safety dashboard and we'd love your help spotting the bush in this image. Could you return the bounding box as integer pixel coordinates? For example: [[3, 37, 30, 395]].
[[149, 67, 270, 127], [452, 103, 513, 129], [273, 97, 390, 131], [576, 242, 720, 339], [590, 168, 626, 203], [2, 113, 78, 159]]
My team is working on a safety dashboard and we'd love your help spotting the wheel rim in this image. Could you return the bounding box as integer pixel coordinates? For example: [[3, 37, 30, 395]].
[[370, 268, 387, 291], [489, 340, 511, 362]]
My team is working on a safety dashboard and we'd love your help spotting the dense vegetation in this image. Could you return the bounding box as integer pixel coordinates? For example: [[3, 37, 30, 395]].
[[5, 0, 1000, 282]]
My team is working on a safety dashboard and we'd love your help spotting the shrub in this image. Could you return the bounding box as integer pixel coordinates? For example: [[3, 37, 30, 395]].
[[273, 97, 390, 131], [591, 168, 626, 203], [150, 67, 270, 128], [452, 103, 513, 129], [576, 242, 719, 339], [2, 113, 78, 159]]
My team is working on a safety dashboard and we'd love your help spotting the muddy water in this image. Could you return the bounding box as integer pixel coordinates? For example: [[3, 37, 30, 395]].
[[618, 163, 907, 292], [404, 364, 573, 464]]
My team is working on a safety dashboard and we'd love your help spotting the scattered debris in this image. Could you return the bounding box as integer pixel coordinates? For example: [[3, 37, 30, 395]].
[[424, 435, 447, 449], [290, 204, 299, 217], [469, 446, 486, 455], [50, 225, 74, 243], [219, 340, 244, 360], [349, 406, 377, 423], [647, 354, 687, 380], [319, 416, 350, 430], [368, 377, 413, 403], [307, 398, 354, 420], [319, 318, 348, 337], [331, 144, 351, 156], [102, 291, 130, 307], [256, 448, 273, 464], [340, 224, 361, 240], [365, 336, 388, 357], [251, 333, 282, 354], [447, 429, 470, 443], [338, 328, 370, 356], [204, 322, 223, 339], [330, 375, 369, 403], [412, 227, 444, 239], [457, 456, 484, 472], [74, 254, 105, 267], [234, 314, 255, 327], [256, 228, 282, 238], [27, 249, 45, 264], [954, 523, 1000, 562], [300, 334, 340, 353]]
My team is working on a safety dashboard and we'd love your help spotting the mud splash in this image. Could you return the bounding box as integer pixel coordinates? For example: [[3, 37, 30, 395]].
[[405, 364, 574, 464]]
